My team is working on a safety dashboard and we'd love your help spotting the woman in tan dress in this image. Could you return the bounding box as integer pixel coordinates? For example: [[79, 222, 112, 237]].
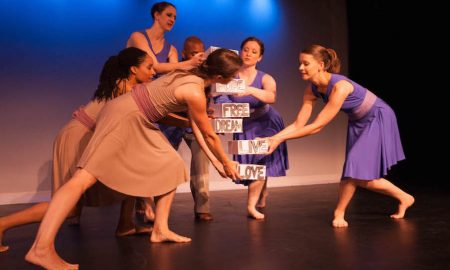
[[25, 48, 243, 270], [0, 47, 155, 252]]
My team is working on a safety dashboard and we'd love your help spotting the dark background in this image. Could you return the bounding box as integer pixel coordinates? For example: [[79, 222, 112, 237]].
[[347, 0, 446, 186]]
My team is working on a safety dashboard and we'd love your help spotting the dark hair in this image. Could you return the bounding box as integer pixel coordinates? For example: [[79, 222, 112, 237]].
[[193, 48, 243, 80], [151, 1, 176, 20], [301, 44, 341, 73], [93, 47, 148, 101], [240, 36, 265, 56], [183, 36, 204, 51]]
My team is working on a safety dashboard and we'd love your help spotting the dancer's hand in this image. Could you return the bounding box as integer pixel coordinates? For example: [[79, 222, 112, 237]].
[[212, 160, 227, 178], [234, 86, 252, 97], [223, 160, 241, 181], [267, 136, 282, 155], [189, 52, 206, 68]]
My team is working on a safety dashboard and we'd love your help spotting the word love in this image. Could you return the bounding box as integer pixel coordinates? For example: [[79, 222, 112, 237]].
[[213, 118, 243, 133], [237, 164, 266, 180], [228, 139, 269, 154], [212, 79, 246, 94], [211, 103, 250, 118]]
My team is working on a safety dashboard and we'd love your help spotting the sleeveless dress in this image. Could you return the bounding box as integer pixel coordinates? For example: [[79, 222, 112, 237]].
[[77, 70, 203, 197], [53, 100, 125, 206], [311, 74, 405, 180], [215, 70, 289, 185], [140, 30, 185, 148]]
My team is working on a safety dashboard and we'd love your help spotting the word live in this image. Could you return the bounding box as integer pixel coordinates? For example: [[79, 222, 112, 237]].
[[228, 139, 269, 155]]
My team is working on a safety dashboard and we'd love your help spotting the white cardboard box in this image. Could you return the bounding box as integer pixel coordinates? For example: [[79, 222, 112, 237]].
[[204, 46, 239, 57], [212, 118, 243, 133], [210, 103, 250, 118], [211, 79, 246, 94], [237, 164, 266, 180], [228, 139, 269, 154]]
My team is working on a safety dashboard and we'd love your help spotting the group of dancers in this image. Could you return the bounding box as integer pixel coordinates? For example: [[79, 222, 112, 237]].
[[0, 1, 414, 269]]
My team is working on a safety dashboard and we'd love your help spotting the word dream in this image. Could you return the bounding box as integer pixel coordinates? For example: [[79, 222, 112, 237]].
[[213, 118, 243, 133]]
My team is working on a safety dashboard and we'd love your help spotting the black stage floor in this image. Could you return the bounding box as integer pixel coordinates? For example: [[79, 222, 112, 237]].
[[0, 183, 449, 270]]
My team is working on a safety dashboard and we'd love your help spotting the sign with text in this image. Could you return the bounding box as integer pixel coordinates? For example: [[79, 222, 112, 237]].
[[228, 139, 269, 154], [237, 164, 266, 180], [212, 79, 246, 94], [211, 103, 250, 118], [204, 46, 239, 58], [212, 118, 243, 133]]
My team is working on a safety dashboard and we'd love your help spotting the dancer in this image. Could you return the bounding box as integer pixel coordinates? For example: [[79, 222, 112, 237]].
[[180, 36, 215, 221], [214, 37, 288, 219], [126, 1, 205, 221], [266, 44, 414, 227], [126, 1, 203, 76], [0, 47, 155, 253], [25, 49, 242, 270]]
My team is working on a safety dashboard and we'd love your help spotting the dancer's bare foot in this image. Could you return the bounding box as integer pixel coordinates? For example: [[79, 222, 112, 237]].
[[150, 228, 191, 243], [247, 206, 265, 220], [25, 243, 79, 270], [390, 194, 415, 219], [116, 225, 153, 237], [256, 191, 268, 208], [332, 211, 348, 228], [0, 226, 9, 252]]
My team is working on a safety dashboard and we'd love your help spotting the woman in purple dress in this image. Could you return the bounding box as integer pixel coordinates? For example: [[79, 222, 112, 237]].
[[267, 44, 414, 227], [216, 37, 289, 219], [126, 1, 204, 76]]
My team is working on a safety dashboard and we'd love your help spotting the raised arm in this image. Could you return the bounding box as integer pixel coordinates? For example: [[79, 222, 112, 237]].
[[126, 32, 203, 74], [237, 73, 277, 104]]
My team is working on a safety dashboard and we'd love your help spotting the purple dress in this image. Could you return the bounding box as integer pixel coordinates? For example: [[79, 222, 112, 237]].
[[215, 70, 289, 185], [311, 74, 405, 180], [140, 30, 185, 148]]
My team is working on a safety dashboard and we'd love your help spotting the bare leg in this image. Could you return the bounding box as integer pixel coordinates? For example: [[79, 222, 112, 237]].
[[25, 169, 96, 270], [356, 178, 415, 219], [247, 180, 265, 220], [135, 197, 155, 223], [0, 202, 49, 252], [1, 199, 82, 252], [150, 189, 191, 243], [256, 179, 268, 208], [332, 180, 357, 228], [116, 198, 152, 237]]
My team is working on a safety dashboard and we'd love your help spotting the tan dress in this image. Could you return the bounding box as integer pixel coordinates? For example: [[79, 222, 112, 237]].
[[78, 71, 203, 197], [53, 100, 126, 206]]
